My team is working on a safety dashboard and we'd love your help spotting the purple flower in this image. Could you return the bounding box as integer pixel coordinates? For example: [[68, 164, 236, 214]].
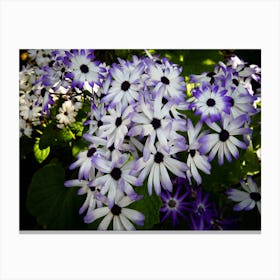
[[160, 177, 191, 226]]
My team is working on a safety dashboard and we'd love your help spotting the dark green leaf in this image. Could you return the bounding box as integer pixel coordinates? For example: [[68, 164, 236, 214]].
[[26, 160, 86, 229], [130, 183, 162, 230]]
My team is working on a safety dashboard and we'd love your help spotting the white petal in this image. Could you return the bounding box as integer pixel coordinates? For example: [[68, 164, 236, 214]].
[[119, 214, 135, 230], [98, 212, 113, 230]]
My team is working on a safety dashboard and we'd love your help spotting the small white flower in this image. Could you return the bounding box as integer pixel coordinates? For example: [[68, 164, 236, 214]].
[[56, 100, 77, 127], [19, 118, 32, 137], [226, 176, 261, 214], [84, 190, 145, 231]]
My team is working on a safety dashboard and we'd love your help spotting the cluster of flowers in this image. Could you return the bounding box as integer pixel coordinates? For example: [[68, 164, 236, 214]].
[[160, 175, 261, 230], [19, 50, 261, 230], [19, 49, 107, 136]]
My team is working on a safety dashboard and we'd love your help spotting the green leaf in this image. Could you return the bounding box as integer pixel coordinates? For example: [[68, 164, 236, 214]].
[[72, 137, 88, 157], [130, 183, 162, 230], [70, 122, 84, 137], [33, 138, 50, 164], [26, 160, 86, 229]]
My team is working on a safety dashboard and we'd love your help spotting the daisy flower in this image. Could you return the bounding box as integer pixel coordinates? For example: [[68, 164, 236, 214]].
[[56, 100, 77, 128], [69, 142, 106, 180], [189, 84, 231, 122], [101, 61, 145, 108], [99, 104, 135, 149], [84, 190, 145, 231], [64, 49, 105, 89], [133, 142, 188, 196], [128, 91, 183, 153], [147, 58, 186, 103], [185, 119, 211, 185], [224, 87, 257, 119], [226, 176, 261, 214], [199, 114, 252, 165], [90, 150, 140, 206], [160, 177, 191, 226]]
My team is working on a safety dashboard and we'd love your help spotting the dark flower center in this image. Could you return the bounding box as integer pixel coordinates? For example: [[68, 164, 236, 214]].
[[48, 60, 55, 67], [151, 118, 161, 129], [197, 205, 205, 215], [121, 81, 131, 91], [41, 88, 46, 97], [161, 76, 170, 85], [228, 97, 235, 107], [108, 144, 115, 152], [206, 72, 216, 78], [250, 192, 261, 202], [154, 152, 164, 163], [210, 77, 215, 85], [97, 120, 103, 127], [168, 199, 177, 208], [124, 135, 130, 141], [219, 129, 230, 142], [190, 149, 196, 157], [87, 147, 96, 157], [155, 60, 162, 64], [207, 98, 216, 107], [232, 79, 239, 86], [115, 117, 122, 127], [110, 167, 122, 180], [111, 204, 122, 216], [64, 111, 68, 116], [80, 64, 89, 73], [61, 67, 65, 73], [162, 97, 168, 105]]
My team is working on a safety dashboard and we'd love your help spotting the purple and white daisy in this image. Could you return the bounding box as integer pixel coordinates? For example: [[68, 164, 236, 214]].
[[129, 92, 185, 154], [189, 84, 231, 122], [101, 61, 145, 108], [224, 87, 258, 119], [133, 142, 188, 196], [98, 104, 135, 149], [160, 177, 191, 226], [199, 114, 252, 165], [90, 150, 141, 206], [186, 119, 211, 185], [64, 49, 105, 89], [226, 176, 261, 214], [69, 142, 106, 180], [146, 58, 186, 103], [84, 190, 145, 230]]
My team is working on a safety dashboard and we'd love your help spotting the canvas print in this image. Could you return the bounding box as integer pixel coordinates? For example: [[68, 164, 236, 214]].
[[19, 49, 261, 231]]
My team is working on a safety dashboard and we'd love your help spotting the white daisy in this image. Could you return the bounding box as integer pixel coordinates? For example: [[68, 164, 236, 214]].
[[226, 176, 261, 214], [84, 190, 145, 231], [56, 100, 77, 128]]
